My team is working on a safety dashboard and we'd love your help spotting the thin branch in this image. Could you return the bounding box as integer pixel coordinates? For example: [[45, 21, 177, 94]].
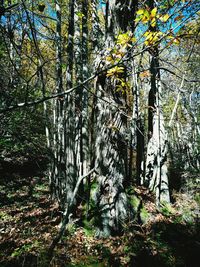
[[159, 67, 200, 83], [48, 168, 96, 257], [168, 74, 185, 127], [0, 47, 149, 113]]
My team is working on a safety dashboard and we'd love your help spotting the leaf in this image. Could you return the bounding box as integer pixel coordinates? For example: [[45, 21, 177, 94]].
[[136, 9, 150, 24], [159, 14, 170, 22], [144, 31, 163, 46], [116, 31, 135, 48], [136, 9, 145, 15], [76, 11, 84, 18], [140, 70, 150, 79], [149, 6, 158, 26], [141, 10, 150, 23], [106, 66, 124, 77], [116, 32, 130, 46], [174, 15, 184, 21], [173, 38, 180, 45], [135, 16, 141, 22], [150, 7, 157, 18], [167, 36, 180, 46], [151, 18, 156, 27], [105, 56, 114, 63]]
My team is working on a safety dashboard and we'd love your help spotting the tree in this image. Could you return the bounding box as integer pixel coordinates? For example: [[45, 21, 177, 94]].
[[0, 1, 199, 247]]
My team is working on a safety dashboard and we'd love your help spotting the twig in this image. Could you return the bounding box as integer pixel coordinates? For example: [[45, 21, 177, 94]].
[[48, 168, 96, 258], [0, 47, 148, 113]]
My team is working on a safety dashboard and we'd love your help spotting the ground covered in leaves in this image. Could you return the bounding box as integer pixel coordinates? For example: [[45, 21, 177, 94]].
[[0, 169, 199, 267]]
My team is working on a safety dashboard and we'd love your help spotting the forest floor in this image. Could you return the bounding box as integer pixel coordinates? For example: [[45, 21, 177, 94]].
[[0, 168, 200, 267]]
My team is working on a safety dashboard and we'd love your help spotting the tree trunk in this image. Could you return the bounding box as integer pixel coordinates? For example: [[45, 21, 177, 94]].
[[143, 0, 170, 204], [93, 0, 138, 236]]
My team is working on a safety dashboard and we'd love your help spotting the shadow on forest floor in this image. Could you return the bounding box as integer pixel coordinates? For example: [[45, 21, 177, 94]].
[[0, 165, 200, 267]]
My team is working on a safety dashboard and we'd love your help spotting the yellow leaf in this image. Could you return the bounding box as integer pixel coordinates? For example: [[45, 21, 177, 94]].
[[141, 10, 150, 23], [131, 37, 136, 42], [151, 18, 156, 27], [173, 38, 180, 45], [166, 35, 174, 39], [116, 32, 130, 46], [107, 66, 124, 77], [136, 9, 145, 15], [159, 14, 170, 22], [106, 56, 114, 63], [140, 70, 150, 79], [150, 7, 157, 18], [144, 31, 163, 46]]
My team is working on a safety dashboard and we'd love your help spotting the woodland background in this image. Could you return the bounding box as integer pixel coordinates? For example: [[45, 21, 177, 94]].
[[0, 0, 199, 266]]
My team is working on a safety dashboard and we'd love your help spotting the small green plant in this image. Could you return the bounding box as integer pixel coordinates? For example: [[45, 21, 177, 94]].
[[11, 244, 33, 258], [11, 240, 41, 258], [130, 195, 140, 210], [0, 211, 12, 221], [160, 202, 176, 217], [140, 207, 150, 223]]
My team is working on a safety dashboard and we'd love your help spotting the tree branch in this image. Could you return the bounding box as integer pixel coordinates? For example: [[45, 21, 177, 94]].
[[48, 168, 96, 258], [0, 48, 148, 113]]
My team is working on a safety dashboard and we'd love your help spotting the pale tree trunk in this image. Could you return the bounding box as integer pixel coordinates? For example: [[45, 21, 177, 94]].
[[50, 0, 64, 201], [144, 54, 170, 204], [168, 78, 199, 171], [143, 0, 170, 204], [50, 0, 77, 209], [94, 84, 130, 236], [71, 0, 90, 207], [74, 0, 89, 177], [93, 0, 138, 236], [184, 87, 200, 170], [63, 0, 77, 209], [80, 0, 89, 176]]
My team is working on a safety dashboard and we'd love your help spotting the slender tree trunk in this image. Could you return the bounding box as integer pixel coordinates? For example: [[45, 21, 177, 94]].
[[132, 58, 144, 185], [50, 0, 64, 201], [50, 0, 78, 209], [63, 0, 77, 208], [144, 0, 170, 204]]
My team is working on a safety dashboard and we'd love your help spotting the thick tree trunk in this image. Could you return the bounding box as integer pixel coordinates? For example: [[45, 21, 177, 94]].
[[93, 0, 138, 236], [94, 83, 130, 236]]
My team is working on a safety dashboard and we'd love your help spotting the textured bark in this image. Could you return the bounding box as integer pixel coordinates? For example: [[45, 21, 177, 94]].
[[75, 0, 89, 177], [131, 58, 144, 185], [64, 0, 77, 208], [50, 0, 65, 201], [94, 84, 130, 236], [50, 0, 77, 209], [143, 0, 170, 204], [144, 55, 170, 204], [93, 0, 137, 236]]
